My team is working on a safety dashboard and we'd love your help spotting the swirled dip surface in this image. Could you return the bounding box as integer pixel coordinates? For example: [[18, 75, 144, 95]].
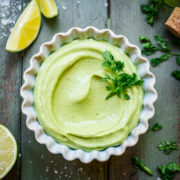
[[34, 39, 143, 151]]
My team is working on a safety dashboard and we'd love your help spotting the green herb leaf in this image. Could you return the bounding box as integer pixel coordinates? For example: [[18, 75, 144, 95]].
[[139, 36, 151, 43], [176, 56, 180, 66], [154, 34, 170, 51], [139, 34, 180, 68], [101, 51, 143, 100], [151, 123, 162, 131], [142, 42, 158, 56], [140, 0, 162, 26], [140, 0, 175, 26], [158, 141, 178, 154], [172, 70, 180, 80], [167, 162, 180, 172], [124, 93, 130, 100], [133, 156, 153, 176], [102, 51, 124, 72], [141, 4, 152, 14], [158, 162, 180, 180], [103, 50, 114, 61], [151, 54, 171, 67]]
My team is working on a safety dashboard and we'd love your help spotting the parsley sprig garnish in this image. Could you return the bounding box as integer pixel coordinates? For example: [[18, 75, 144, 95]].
[[101, 51, 144, 100], [157, 141, 178, 154], [158, 162, 180, 180], [140, 0, 176, 26], [133, 156, 153, 176], [151, 123, 162, 132], [140, 34, 180, 65], [141, 0, 162, 26], [140, 35, 180, 80], [140, 35, 180, 66]]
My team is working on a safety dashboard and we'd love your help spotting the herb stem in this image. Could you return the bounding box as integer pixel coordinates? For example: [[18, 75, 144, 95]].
[[133, 156, 153, 176], [169, 52, 180, 56], [140, 34, 180, 69]]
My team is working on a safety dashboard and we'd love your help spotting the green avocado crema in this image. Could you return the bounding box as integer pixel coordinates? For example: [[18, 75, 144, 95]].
[[34, 39, 143, 151]]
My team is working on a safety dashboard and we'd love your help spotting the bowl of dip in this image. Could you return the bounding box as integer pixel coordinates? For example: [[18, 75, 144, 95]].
[[21, 26, 157, 163]]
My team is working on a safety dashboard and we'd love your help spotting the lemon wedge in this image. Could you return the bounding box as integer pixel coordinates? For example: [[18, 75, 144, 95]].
[[36, 0, 58, 18], [6, 0, 41, 52], [0, 124, 17, 179]]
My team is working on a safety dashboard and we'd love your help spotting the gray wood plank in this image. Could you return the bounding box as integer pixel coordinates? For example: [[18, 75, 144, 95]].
[[109, 0, 180, 179], [20, 0, 108, 180], [0, 0, 22, 179]]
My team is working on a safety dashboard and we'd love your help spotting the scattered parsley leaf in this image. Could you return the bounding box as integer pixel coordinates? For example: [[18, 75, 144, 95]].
[[141, 4, 152, 14], [158, 141, 178, 154], [151, 54, 171, 67], [139, 35, 180, 70], [101, 51, 143, 100], [139, 36, 151, 43], [142, 42, 159, 56], [151, 123, 162, 131], [172, 70, 180, 80], [102, 51, 124, 72], [140, 0, 163, 26], [158, 162, 180, 180], [140, 35, 171, 57], [124, 93, 130, 100], [154, 34, 170, 51], [176, 56, 180, 66], [140, 0, 175, 26], [133, 156, 153, 176]]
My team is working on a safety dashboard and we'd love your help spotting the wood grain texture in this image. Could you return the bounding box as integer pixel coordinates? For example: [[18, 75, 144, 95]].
[[109, 0, 180, 179], [20, 0, 108, 180], [0, 0, 22, 179]]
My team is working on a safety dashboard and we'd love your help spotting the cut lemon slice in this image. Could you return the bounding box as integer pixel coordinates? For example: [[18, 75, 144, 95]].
[[6, 0, 41, 52], [36, 0, 58, 18], [0, 124, 17, 179]]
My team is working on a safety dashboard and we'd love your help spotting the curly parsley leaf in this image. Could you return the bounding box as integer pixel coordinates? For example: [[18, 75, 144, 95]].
[[102, 51, 124, 72], [139, 36, 151, 43], [140, 0, 163, 26], [140, 0, 175, 26], [151, 54, 171, 67], [151, 123, 162, 131], [141, 4, 152, 14], [101, 51, 143, 100], [172, 70, 180, 80], [139, 35, 180, 70], [176, 56, 180, 66], [158, 141, 178, 154], [142, 42, 159, 56], [158, 162, 180, 180], [133, 156, 153, 176], [140, 35, 171, 57], [154, 34, 170, 51]]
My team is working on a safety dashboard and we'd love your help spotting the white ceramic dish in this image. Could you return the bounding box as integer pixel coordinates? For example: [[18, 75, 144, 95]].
[[21, 26, 157, 163]]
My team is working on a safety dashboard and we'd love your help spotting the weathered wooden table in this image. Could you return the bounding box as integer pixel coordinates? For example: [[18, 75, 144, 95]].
[[0, 0, 180, 179]]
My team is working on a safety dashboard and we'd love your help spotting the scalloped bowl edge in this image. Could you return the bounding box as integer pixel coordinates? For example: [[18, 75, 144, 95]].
[[20, 26, 158, 163]]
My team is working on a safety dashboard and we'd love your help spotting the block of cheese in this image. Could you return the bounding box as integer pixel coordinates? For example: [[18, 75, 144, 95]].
[[165, 7, 180, 38]]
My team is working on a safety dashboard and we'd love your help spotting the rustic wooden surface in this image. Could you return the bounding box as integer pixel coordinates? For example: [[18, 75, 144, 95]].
[[0, 0, 180, 179]]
